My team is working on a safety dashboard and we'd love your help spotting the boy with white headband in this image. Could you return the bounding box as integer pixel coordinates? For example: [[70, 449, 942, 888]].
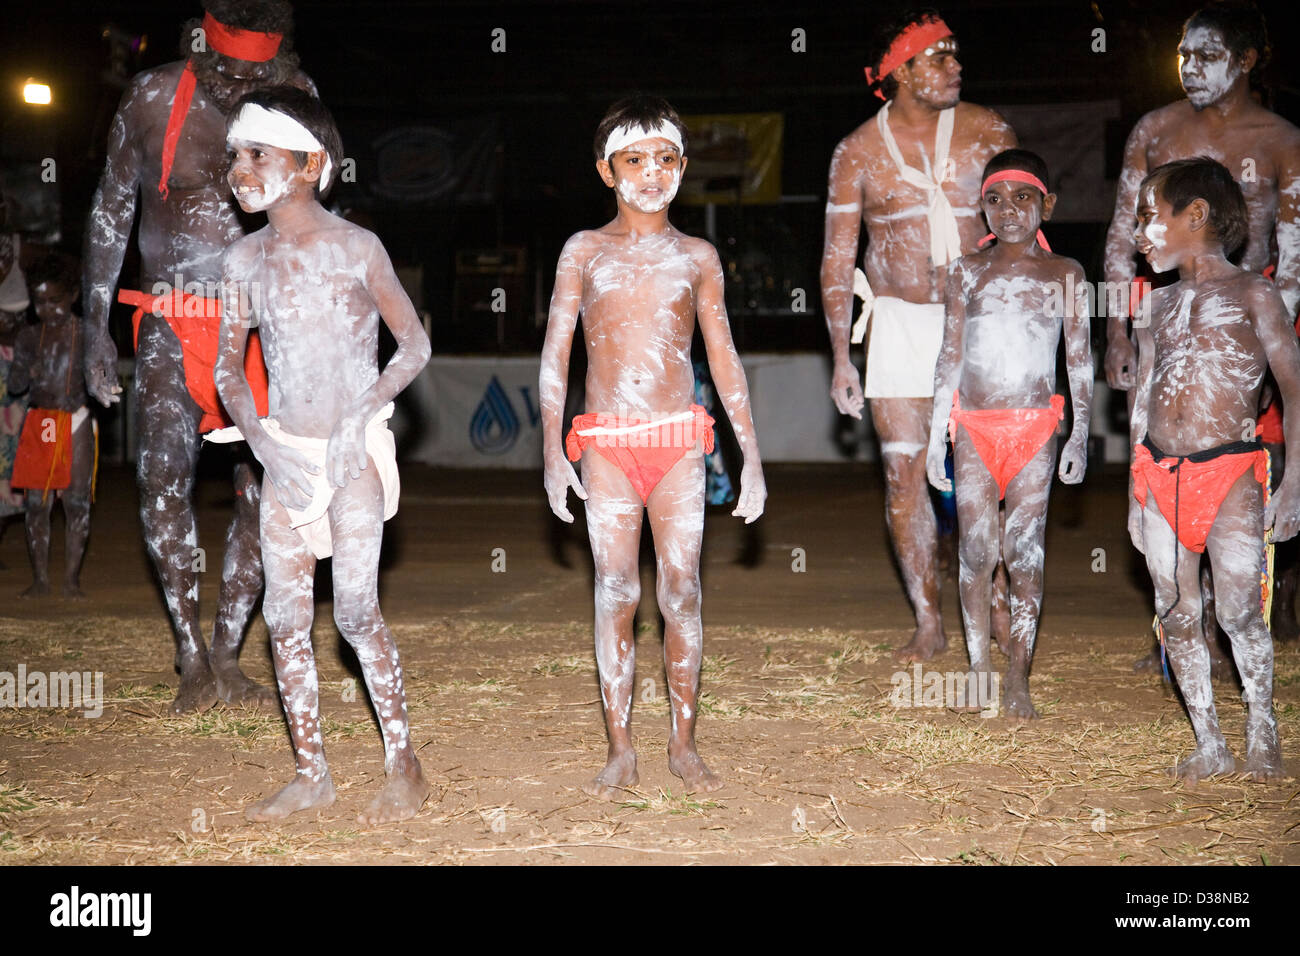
[[823, 9, 1016, 665], [926, 148, 1093, 719], [541, 95, 766, 799], [214, 86, 432, 824]]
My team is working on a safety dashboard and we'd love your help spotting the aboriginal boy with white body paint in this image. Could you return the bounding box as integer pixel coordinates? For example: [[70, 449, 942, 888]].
[[541, 96, 766, 799], [1130, 157, 1300, 783], [214, 87, 431, 823], [926, 150, 1092, 719]]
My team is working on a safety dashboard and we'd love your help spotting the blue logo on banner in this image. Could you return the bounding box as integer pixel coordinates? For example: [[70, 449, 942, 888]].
[[470, 376, 519, 454]]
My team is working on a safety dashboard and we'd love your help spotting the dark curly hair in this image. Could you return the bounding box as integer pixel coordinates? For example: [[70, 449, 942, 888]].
[[1183, 1, 1270, 93], [868, 8, 948, 102], [593, 94, 688, 162], [1141, 157, 1248, 257], [179, 0, 299, 82]]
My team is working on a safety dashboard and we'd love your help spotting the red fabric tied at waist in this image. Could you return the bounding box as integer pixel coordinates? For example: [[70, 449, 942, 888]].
[[1131, 438, 1268, 554], [119, 289, 269, 433], [948, 391, 1065, 500], [566, 404, 715, 504], [11, 407, 72, 496]]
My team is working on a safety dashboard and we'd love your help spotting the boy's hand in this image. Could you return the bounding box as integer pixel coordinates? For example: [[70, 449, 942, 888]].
[[830, 360, 865, 420], [1104, 337, 1136, 391], [84, 324, 123, 407], [732, 458, 766, 523], [260, 442, 321, 513], [1127, 500, 1145, 554], [926, 440, 951, 493], [326, 414, 368, 489], [544, 452, 586, 523], [1058, 433, 1088, 485], [1265, 478, 1300, 542]]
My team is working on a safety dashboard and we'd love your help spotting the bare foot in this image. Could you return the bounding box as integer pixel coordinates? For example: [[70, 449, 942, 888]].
[[1174, 745, 1236, 785], [582, 750, 639, 800], [1001, 680, 1038, 721], [62, 583, 85, 600], [1244, 713, 1284, 783], [668, 746, 723, 793], [211, 660, 278, 710], [19, 582, 49, 599], [170, 667, 220, 715], [358, 764, 429, 825], [247, 771, 336, 822], [894, 623, 946, 663]]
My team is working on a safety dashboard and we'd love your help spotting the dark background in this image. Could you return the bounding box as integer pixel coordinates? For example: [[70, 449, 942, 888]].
[[1, 0, 1296, 355]]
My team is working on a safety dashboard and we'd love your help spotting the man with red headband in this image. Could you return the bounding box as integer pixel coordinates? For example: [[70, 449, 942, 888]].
[[823, 9, 1016, 662], [83, 1, 315, 713], [1102, 1, 1300, 671]]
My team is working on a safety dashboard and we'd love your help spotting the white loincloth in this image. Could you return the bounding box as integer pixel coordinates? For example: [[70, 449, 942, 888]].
[[206, 403, 399, 559], [863, 297, 945, 398]]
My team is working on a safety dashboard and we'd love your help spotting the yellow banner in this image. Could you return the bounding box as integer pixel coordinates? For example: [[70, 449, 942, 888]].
[[678, 113, 783, 205]]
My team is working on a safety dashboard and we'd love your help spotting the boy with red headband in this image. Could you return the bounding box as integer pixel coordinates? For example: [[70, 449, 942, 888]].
[[1129, 158, 1299, 783], [82, 1, 314, 714], [926, 149, 1092, 719], [215, 87, 431, 824], [8, 254, 96, 599], [541, 95, 766, 799], [823, 9, 1016, 663]]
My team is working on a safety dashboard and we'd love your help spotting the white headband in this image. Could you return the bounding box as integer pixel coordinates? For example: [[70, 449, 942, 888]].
[[603, 121, 684, 160], [227, 102, 334, 190]]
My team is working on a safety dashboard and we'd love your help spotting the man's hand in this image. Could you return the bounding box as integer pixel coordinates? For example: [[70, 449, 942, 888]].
[[830, 359, 865, 419], [1058, 432, 1088, 484], [326, 414, 367, 489], [83, 322, 123, 407], [1266, 478, 1300, 542], [732, 458, 767, 524], [1104, 336, 1137, 391], [261, 442, 321, 513], [544, 451, 586, 523], [926, 440, 951, 492]]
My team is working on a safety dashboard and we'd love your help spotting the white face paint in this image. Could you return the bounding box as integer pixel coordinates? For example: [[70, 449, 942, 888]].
[[227, 139, 299, 213], [1135, 185, 1174, 273], [1179, 26, 1242, 110], [609, 139, 682, 214]]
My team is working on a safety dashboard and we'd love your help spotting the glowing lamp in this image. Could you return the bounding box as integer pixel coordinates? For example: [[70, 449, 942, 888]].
[[23, 80, 51, 105]]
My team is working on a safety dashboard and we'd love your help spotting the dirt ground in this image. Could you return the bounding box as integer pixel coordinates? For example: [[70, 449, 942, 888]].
[[0, 462, 1297, 865]]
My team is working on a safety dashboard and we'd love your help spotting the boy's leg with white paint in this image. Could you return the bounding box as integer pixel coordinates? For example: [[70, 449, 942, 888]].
[[581, 451, 644, 799], [872, 397, 945, 662], [19, 487, 53, 597], [1141, 492, 1235, 783], [328, 461, 428, 824], [1205, 473, 1283, 781], [648, 454, 721, 792], [999, 438, 1056, 720], [952, 430, 999, 695], [60, 414, 95, 598], [246, 478, 335, 822]]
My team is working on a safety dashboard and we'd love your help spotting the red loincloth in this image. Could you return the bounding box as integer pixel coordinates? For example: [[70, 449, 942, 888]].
[[119, 289, 268, 433], [1131, 436, 1268, 554], [10, 407, 72, 495], [566, 404, 715, 504], [948, 392, 1065, 500]]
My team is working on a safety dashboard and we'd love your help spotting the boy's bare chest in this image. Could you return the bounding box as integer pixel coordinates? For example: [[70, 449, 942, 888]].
[[583, 245, 699, 312], [1152, 290, 1260, 366]]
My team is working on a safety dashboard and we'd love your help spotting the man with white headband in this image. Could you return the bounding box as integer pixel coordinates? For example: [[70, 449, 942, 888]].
[[822, 9, 1016, 664], [81, 0, 316, 715], [214, 86, 432, 824], [541, 94, 766, 799]]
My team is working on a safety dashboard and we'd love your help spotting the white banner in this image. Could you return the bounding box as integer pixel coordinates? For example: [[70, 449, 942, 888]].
[[404, 353, 881, 467]]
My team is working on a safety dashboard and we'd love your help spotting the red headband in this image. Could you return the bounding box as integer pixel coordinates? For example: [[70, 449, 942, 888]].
[[863, 18, 953, 101], [157, 14, 284, 198], [981, 169, 1048, 196], [979, 169, 1052, 251], [203, 12, 283, 62]]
